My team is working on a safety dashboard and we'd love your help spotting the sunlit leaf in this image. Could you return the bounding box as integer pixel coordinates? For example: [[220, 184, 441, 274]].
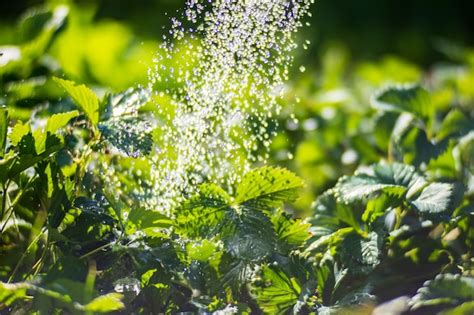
[[45, 110, 79, 133], [235, 166, 304, 210], [252, 265, 301, 314], [98, 117, 153, 157], [53, 77, 100, 126], [335, 163, 421, 203], [273, 211, 311, 250], [82, 292, 125, 312], [101, 87, 151, 120], [411, 183, 454, 216], [9, 120, 31, 146], [0, 282, 28, 306], [9, 134, 62, 178], [128, 207, 172, 235], [372, 84, 432, 119]]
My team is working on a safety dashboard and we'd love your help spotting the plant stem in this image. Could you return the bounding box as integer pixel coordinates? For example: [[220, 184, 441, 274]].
[[1, 180, 9, 222], [0, 176, 37, 234], [8, 228, 46, 283]]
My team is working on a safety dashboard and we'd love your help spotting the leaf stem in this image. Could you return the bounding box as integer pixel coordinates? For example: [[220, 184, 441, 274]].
[[8, 227, 46, 283], [1, 180, 10, 222]]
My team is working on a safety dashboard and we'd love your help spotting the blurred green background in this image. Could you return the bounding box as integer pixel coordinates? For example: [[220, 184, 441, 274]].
[[1, 0, 473, 66]]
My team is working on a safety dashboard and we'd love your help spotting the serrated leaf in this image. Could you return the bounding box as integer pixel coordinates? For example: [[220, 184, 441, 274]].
[[215, 208, 277, 263], [411, 183, 454, 216], [45, 110, 79, 133], [336, 175, 406, 204], [372, 84, 432, 119], [341, 231, 382, 274], [273, 212, 311, 249], [177, 167, 303, 287], [252, 265, 301, 314], [219, 258, 253, 290], [101, 87, 151, 120], [336, 163, 421, 203], [82, 293, 125, 312], [226, 230, 274, 262], [53, 77, 99, 126], [235, 166, 304, 210], [186, 240, 218, 262], [0, 106, 8, 157], [410, 274, 474, 310], [74, 197, 114, 225], [98, 117, 153, 157], [128, 208, 172, 235], [176, 183, 231, 238]]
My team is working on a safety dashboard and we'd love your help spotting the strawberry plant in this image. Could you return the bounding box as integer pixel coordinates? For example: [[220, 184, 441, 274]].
[[0, 2, 473, 315]]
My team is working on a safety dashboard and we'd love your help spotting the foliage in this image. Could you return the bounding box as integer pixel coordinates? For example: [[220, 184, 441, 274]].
[[0, 3, 473, 315]]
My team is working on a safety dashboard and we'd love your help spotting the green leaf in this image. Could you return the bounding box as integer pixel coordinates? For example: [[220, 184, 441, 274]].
[[437, 109, 474, 141], [411, 183, 454, 216], [98, 117, 153, 157], [252, 265, 301, 314], [309, 191, 360, 239], [82, 293, 125, 312], [45, 110, 79, 133], [341, 231, 382, 274], [9, 120, 30, 146], [457, 132, 474, 172], [176, 183, 231, 238], [0, 282, 28, 306], [53, 77, 100, 126], [335, 163, 421, 204], [362, 193, 399, 224], [186, 240, 218, 262], [0, 281, 124, 313], [372, 84, 432, 119], [235, 166, 304, 210], [410, 274, 474, 310], [177, 167, 303, 286], [9, 134, 62, 178], [128, 207, 172, 235], [19, 5, 69, 42], [0, 281, 74, 309], [74, 197, 115, 225], [222, 209, 277, 262], [273, 212, 311, 250], [0, 106, 8, 157], [390, 113, 449, 167], [441, 301, 474, 315], [101, 87, 151, 120], [226, 229, 274, 262]]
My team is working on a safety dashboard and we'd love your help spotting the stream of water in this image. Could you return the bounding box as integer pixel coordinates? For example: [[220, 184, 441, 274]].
[[147, 0, 313, 212]]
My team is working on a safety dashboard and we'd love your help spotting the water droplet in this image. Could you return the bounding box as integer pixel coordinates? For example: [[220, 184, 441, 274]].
[[135, 0, 313, 212]]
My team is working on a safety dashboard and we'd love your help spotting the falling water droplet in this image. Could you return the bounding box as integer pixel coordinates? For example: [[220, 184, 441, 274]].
[[113, 0, 314, 213]]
